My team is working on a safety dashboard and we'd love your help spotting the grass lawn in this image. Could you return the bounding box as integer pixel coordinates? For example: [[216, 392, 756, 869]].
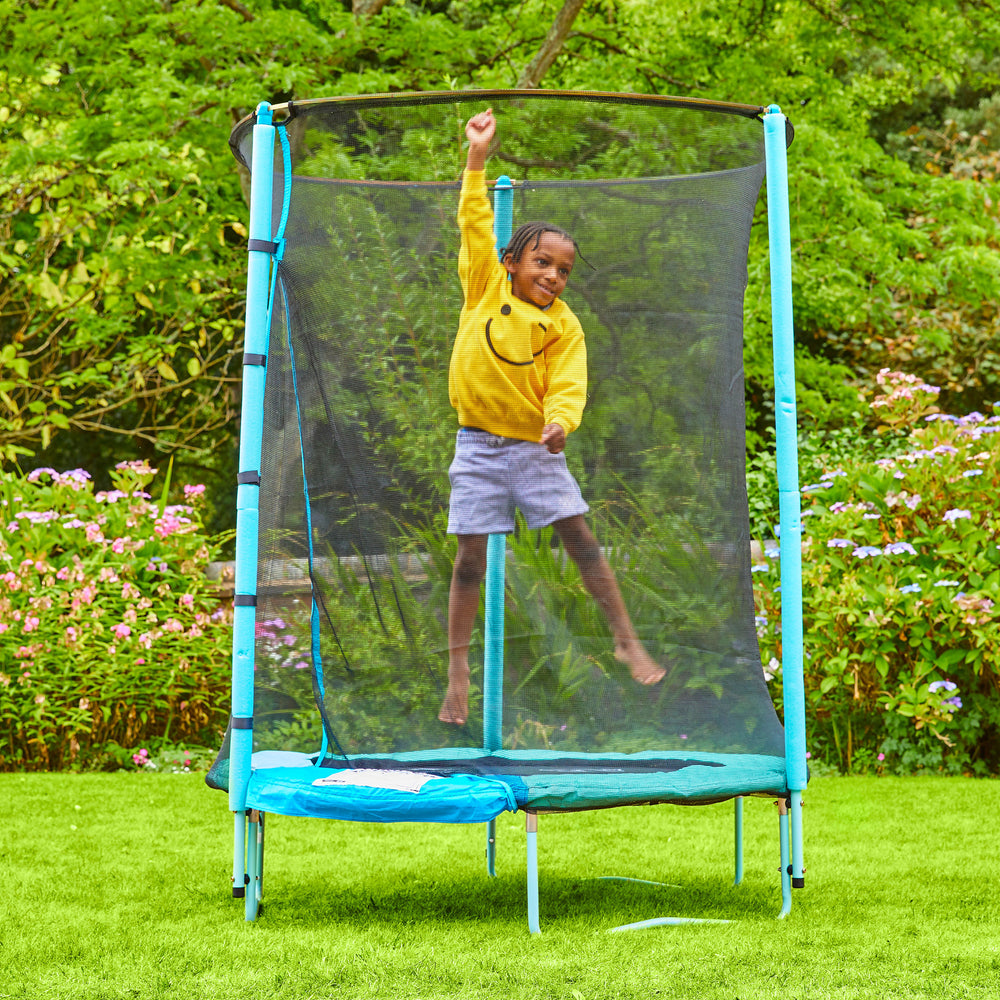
[[2, 772, 999, 999]]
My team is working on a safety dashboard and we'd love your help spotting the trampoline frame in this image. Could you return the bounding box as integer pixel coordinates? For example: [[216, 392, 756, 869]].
[[225, 91, 806, 930]]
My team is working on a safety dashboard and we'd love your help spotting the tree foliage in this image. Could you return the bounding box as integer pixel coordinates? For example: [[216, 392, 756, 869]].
[[2, 0, 1000, 500]]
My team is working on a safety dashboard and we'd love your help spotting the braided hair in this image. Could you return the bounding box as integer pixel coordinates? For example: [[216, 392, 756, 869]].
[[500, 221, 592, 269]]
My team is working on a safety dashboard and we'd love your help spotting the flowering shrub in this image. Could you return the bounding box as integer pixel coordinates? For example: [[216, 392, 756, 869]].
[[0, 462, 231, 770], [755, 370, 1000, 775], [131, 742, 215, 773]]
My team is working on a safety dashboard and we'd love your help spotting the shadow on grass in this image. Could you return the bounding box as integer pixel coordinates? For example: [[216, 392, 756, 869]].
[[256, 869, 779, 930]]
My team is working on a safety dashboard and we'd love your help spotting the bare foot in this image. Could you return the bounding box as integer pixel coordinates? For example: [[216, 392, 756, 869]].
[[615, 639, 666, 685], [439, 667, 470, 724]]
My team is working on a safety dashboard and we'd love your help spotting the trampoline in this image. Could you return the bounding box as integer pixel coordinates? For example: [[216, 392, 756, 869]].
[[208, 90, 807, 931]]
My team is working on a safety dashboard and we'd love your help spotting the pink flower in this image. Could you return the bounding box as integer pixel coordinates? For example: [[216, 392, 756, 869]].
[[135, 658, 146, 665], [113, 623, 131, 640], [23, 616, 40, 633], [877, 753, 885, 761], [183, 483, 206, 499], [179, 593, 194, 609], [85, 523, 105, 544], [0, 623, 7, 634], [163, 618, 184, 633], [65, 626, 78, 641], [111, 537, 128, 554], [56, 567, 71, 580]]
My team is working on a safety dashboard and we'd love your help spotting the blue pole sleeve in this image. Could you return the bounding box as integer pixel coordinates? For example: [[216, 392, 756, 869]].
[[493, 175, 514, 255], [763, 106, 808, 794], [483, 532, 506, 752], [481, 176, 514, 754], [229, 102, 275, 812]]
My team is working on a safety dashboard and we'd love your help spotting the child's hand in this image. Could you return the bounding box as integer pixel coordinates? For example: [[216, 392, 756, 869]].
[[466, 108, 495, 146], [465, 109, 495, 170], [540, 423, 566, 454]]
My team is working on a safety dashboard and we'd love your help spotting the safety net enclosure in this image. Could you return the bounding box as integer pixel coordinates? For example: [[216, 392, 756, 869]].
[[211, 91, 807, 925]]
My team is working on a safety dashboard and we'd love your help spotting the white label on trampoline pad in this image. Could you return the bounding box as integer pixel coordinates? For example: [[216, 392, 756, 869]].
[[312, 769, 443, 793]]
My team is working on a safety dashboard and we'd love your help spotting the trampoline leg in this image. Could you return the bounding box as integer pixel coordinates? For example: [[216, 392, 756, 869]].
[[245, 810, 262, 921], [733, 796, 744, 887], [790, 789, 805, 889], [232, 811, 247, 901], [777, 798, 792, 919], [486, 818, 497, 877], [526, 811, 540, 935], [257, 812, 265, 908]]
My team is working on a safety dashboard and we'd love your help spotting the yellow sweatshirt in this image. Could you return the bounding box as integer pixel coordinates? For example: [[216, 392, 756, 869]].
[[448, 170, 587, 442]]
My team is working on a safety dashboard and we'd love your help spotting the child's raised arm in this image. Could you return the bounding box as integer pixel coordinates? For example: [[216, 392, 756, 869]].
[[465, 108, 495, 172]]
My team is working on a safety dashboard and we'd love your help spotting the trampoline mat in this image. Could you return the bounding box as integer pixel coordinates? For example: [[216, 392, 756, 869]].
[[243, 749, 789, 820]]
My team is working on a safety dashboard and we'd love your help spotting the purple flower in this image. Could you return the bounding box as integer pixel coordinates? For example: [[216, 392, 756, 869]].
[[943, 509, 971, 522], [853, 546, 882, 558], [827, 538, 853, 548], [884, 542, 917, 556], [802, 481, 834, 492], [928, 680, 957, 693], [899, 583, 922, 594], [962, 469, 983, 478], [944, 696, 963, 709]]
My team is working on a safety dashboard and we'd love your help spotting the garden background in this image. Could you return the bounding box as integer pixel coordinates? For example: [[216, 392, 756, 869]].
[[2, 0, 1000, 778]]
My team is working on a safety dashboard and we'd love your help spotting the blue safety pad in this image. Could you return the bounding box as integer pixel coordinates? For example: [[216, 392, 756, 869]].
[[518, 755, 787, 809], [245, 764, 519, 824]]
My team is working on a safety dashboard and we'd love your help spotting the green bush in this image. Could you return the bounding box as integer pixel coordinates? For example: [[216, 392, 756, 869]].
[[0, 462, 231, 770], [754, 370, 1000, 774]]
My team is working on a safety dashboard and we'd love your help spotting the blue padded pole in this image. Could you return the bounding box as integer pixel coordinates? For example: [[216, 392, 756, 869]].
[[493, 175, 514, 251], [482, 175, 514, 757], [764, 107, 806, 891], [230, 102, 276, 896], [483, 532, 506, 752]]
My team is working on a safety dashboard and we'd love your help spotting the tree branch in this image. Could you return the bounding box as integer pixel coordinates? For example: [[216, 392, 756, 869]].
[[218, 0, 254, 23], [353, 0, 392, 20], [515, 0, 587, 88]]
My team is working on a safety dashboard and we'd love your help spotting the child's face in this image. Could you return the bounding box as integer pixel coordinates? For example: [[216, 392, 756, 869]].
[[504, 233, 576, 309]]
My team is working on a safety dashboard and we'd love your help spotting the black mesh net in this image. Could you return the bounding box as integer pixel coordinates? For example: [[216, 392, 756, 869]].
[[219, 92, 785, 779]]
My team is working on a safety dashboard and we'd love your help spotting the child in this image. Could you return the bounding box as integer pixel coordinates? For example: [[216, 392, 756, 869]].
[[439, 108, 664, 726]]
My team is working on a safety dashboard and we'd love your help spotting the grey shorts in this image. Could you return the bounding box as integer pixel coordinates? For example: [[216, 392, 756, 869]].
[[447, 429, 590, 535]]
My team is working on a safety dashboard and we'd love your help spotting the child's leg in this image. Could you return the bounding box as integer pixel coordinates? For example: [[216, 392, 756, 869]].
[[439, 533, 488, 724], [553, 514, 665, 685]]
